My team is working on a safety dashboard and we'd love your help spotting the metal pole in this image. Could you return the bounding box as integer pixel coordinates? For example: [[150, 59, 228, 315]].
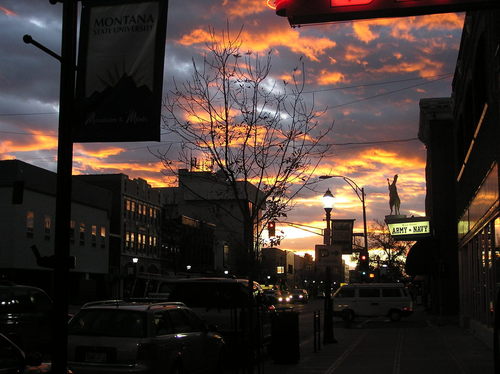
[[361, 187, 369, 260], [52, 1, 77, 373], [323, 266, 336, 344]]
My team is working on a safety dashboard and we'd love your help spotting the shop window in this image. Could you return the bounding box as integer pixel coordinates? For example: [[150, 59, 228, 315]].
[[26, 211, 34, 238], [100, 226, 106, 248], [70, 220, 76, 244], [91, 225, 97, 247], [79, 223, 85, 246], [43, 215, 51, 241]]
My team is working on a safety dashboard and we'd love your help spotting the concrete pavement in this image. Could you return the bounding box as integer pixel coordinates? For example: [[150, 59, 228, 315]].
[[262, 306, 495, 374]]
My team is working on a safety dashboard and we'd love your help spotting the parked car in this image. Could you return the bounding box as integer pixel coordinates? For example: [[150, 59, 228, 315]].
[[138, 277, 275, 355], [290, 289, 309, 303], [333, 283, 413, 322], [67, 300, 225, 374], [0, 282, 53, 355]]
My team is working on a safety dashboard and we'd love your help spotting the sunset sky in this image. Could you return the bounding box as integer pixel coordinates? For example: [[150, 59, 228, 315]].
[[0, 1, 465, 259]]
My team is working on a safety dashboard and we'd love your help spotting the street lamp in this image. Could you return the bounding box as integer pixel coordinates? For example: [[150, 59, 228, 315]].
[[321, 189, 337, 344], [322, 189, 334, 245], [320, 175, 369, 272]]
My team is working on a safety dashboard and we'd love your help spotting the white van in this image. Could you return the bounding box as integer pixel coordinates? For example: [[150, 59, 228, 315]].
[[333, 283, 413, 322]]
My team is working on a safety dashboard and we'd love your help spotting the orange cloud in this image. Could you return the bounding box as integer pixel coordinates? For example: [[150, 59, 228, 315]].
[[351, 13, 464, 43], [316, 70, 346, 86], [368, 56, 445, 78], [74, 145, 126, 158], [178, 28, 336, 62], [0, 130, 58, 153], [0, 6, 16, 16], [344, 45, 369, 65], [222, 0, 268, 17]]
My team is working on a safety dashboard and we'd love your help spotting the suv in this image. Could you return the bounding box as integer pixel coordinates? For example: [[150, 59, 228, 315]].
[[333, 283, 413, 322], [0, 282, 53, 354], [143, 278, 274, 356], [67, 300, 225, 374]]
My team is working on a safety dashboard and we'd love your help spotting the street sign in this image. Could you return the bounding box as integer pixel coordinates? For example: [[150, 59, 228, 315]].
[[331, 219, 355, 254], [385, 216, 431, 241], [275, 0, 500, 25]]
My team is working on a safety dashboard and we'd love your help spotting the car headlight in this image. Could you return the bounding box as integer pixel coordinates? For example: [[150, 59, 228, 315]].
[[299, 295, 303, 299], [278, 297, 283, 302]]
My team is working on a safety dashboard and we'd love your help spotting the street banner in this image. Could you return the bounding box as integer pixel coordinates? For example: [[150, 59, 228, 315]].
[[74, 0, 168, 142], [331, 219, 354, 254]]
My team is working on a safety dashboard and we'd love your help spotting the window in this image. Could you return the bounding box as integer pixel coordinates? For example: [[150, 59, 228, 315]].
[[125, 232, 130, 249], [79, 223, 86, 245], [336, 288, 355, 298], [125, 199, 131, 211], [130, 233, 135, 249], [26, 211, 34, 238], [154, 311, 173, 336], [43, 215, 51, 240], [276, 266, 284, 274], [70, 220, 76, 244], [359, 288, 380, 297], [382, 288, 402, 297], [131, 201, 136, 213], [168, 309, 194, 333], [100, 226, 106, 248], [91, 225, 97, 247]]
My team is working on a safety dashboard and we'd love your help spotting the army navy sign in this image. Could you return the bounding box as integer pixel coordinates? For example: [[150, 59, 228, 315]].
[[74, 0, 167, 142], [386, 216, 431, 241]]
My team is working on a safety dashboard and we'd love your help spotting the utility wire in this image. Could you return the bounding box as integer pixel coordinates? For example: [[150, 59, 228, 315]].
[[0, 74, 452, 117], [303, 73, 452, 94]]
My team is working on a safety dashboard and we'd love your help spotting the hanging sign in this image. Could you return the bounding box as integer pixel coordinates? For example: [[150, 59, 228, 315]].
[[386, 216, 431, 241], [331, 219, 355, 254], [275, 0, 500, 25], [74, 0, 168, 142]]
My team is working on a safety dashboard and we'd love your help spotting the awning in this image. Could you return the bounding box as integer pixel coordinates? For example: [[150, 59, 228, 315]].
[[405, 238, 436, 276]]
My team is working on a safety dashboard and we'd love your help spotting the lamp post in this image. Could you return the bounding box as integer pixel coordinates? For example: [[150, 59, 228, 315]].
[[320, 175, 369, 274], [322, 189, 337, 344]]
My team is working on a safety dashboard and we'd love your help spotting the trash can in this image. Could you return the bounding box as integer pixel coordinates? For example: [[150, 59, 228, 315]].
[[270, 308, 300, 364]]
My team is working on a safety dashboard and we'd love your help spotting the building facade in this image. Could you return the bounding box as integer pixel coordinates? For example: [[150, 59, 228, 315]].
[[416, 10, 500, 348], [158, 169, 265, 276], [451, 10, 500, 347], [0, 160, 112, 303], [76, 174, 163, 297]]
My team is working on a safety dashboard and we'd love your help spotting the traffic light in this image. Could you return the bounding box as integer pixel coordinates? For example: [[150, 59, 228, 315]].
[[359, 254, 369, 271], [268, 221, 276, 237]]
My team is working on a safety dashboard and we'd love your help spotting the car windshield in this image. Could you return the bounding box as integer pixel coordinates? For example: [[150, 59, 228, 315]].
[[68, 309, 146, 338]]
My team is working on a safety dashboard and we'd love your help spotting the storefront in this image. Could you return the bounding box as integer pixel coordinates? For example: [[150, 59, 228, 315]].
[[457, 162, 500, 346]]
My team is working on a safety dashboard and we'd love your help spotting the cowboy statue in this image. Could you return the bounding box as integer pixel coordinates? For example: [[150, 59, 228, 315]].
[[387, 174, 401, 215]]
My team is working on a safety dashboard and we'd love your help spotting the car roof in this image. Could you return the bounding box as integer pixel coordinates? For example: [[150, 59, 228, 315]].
[[163, 277, 252, 284], [342, 283, 405, 288], [0, 283, 49, 294], [81, 300, 187, 312]]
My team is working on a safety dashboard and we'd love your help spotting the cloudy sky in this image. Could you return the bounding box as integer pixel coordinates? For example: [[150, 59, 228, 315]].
[[0, 0, 465, 258]]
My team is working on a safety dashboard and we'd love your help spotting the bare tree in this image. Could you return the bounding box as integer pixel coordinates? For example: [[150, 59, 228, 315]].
[[368, 220, 412, 281], [155, 26, 332, 273]]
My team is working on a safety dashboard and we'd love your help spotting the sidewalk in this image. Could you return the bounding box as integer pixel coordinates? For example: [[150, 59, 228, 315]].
[[262, 307, 495, 374]]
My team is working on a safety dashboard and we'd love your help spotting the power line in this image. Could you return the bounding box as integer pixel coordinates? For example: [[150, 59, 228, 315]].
[[0, 74, 453, 118], [303, 73, 452, 94]]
